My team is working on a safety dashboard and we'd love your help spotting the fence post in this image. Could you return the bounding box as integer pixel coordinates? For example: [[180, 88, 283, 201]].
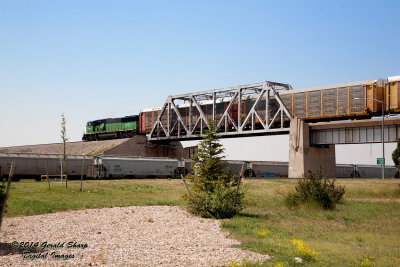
[[234, 161, 248, 205]]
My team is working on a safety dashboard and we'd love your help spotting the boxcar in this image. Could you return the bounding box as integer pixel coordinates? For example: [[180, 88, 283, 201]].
[[238, 79, 385, 128], [385, 75, 400, 113], [280, 79, 385, 120], [139, 100, 238, 135]]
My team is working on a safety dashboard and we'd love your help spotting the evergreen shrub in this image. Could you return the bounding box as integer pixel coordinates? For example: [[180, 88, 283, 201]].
[[185, 121, 244, 219], [285, 172, 345, 210]]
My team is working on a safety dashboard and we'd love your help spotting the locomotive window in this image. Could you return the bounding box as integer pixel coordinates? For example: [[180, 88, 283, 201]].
[[106, 118, 122, 124], [122, 116, 139, 122]]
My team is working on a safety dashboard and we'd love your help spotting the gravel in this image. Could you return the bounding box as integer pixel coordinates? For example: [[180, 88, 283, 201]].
[[0, 206, 270, 266], [0, 139, 128, 156]]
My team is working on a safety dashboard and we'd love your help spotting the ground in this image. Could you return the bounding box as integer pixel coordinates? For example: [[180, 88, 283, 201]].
[[1, 178, 399, 266]]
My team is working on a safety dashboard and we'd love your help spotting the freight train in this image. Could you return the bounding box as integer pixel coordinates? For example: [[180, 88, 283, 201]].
[[83, 76, 400, 141], [0, 153, 396, 180]]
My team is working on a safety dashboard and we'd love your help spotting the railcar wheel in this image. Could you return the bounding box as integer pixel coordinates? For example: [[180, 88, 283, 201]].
[[244, 169, 256, 178], [173, 168, 188, 178]]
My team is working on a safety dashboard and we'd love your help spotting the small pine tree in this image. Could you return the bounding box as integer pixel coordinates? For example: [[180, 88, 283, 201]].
[[185, 121, 244, 219], [61, 113, 68, 188], [392, 139, 400, 176]]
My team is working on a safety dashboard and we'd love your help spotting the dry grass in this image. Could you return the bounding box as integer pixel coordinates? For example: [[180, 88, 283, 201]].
[[222, 179, 400, 266], [4, 178, 400, 266]]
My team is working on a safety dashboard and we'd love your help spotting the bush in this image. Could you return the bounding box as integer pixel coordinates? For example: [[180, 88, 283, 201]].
[[187, 182, 243, 219], [392, 139, 400, 173], [185, 121, 244, 219], [285, 172, 345, 210]]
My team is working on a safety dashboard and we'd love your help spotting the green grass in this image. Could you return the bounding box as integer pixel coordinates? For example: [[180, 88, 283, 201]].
[[223, 179, 400, 267], [5, 179, 187, 217], [4, 178, 400, 266]]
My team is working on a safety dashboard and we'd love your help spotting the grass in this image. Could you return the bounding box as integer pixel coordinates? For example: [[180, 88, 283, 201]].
[[5, 179, 187, 217], [4, 178, 400, 266], [223, 179, 400, 267]]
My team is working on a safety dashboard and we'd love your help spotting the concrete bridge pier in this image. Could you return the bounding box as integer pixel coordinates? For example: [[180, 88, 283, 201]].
[[288, 118, 336, 178]]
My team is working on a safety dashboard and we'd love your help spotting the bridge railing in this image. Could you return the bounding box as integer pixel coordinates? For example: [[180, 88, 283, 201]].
[[147, 81, 293, 141]]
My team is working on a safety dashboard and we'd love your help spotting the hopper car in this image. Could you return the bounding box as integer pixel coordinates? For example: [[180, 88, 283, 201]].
[[84, 76, 400, 140], [0, 153, 396, 179], [0, 153, 189, 180]]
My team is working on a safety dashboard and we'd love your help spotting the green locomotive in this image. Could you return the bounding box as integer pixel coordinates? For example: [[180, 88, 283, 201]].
[[82, 115, 139, 141]]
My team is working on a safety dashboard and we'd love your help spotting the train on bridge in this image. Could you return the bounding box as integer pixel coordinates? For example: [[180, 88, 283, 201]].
[[83, 75, 400, 141]]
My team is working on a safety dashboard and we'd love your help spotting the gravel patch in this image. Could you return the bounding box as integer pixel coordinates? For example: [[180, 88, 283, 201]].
[[0, 206, 270, 266], [0, 139, 128, 156]]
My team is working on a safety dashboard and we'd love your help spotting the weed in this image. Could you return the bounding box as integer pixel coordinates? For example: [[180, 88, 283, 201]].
[[359, 256, 375, 267], [291, 239, 317, 262], [285, 172, 345, 210], [256, 229, 268, 238], [355, 236, 364, 243], [325, 214, 336, 220]]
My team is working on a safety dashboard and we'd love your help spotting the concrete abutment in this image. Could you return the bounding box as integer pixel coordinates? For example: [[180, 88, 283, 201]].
[[288, 118, 336, 178], [104, 135, 187, 158]]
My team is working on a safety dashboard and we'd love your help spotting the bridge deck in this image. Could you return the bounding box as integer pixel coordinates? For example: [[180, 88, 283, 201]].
[[310, 117, 400, 145]]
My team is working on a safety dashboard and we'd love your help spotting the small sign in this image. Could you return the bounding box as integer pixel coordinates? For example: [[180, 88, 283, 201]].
[[377, 158, 385, 165]]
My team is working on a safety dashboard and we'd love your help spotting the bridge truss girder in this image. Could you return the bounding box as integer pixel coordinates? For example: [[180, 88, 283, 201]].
[[148, 81, 294, 142]]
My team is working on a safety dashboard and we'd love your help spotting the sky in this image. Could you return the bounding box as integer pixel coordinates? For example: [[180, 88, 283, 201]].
[[1, 0, 399, 165]]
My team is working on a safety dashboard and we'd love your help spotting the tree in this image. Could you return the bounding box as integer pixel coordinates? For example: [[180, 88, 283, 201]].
[[392, 139, 400, 177], [185, 121, 244, 219], [61, 113, 68, 188]]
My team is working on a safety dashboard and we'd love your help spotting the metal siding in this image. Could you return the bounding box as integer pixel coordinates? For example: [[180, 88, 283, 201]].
[[326, 129, 333, 144], [280, 94, 293, 115], [397, 82, 400, 109], [338, 87, 348, 114], [308, 90, 321, 117], [373, 126, 381, 142], [293, 92, 306, 117], [348, 85, 365, 113], [322, 89, 337, 115], [268, 98, 279, 122], [388, 125, 396, 141], [353, 128, 360, 143], [256, 98, 266, 123], [366, 127, 373, 142], [360, 127, 367, 142]]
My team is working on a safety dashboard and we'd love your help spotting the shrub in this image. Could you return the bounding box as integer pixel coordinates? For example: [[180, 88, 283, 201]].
[[284, 171, 345, 210], [185, 121, 244, 219], [392, 139, 400, 175]]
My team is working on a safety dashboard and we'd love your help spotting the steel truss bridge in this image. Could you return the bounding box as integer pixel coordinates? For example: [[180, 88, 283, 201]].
[[148, 81, 293, 142]]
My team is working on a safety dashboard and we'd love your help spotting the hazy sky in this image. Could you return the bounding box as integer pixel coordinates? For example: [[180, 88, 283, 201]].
[[1, 0, 399, 165]]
